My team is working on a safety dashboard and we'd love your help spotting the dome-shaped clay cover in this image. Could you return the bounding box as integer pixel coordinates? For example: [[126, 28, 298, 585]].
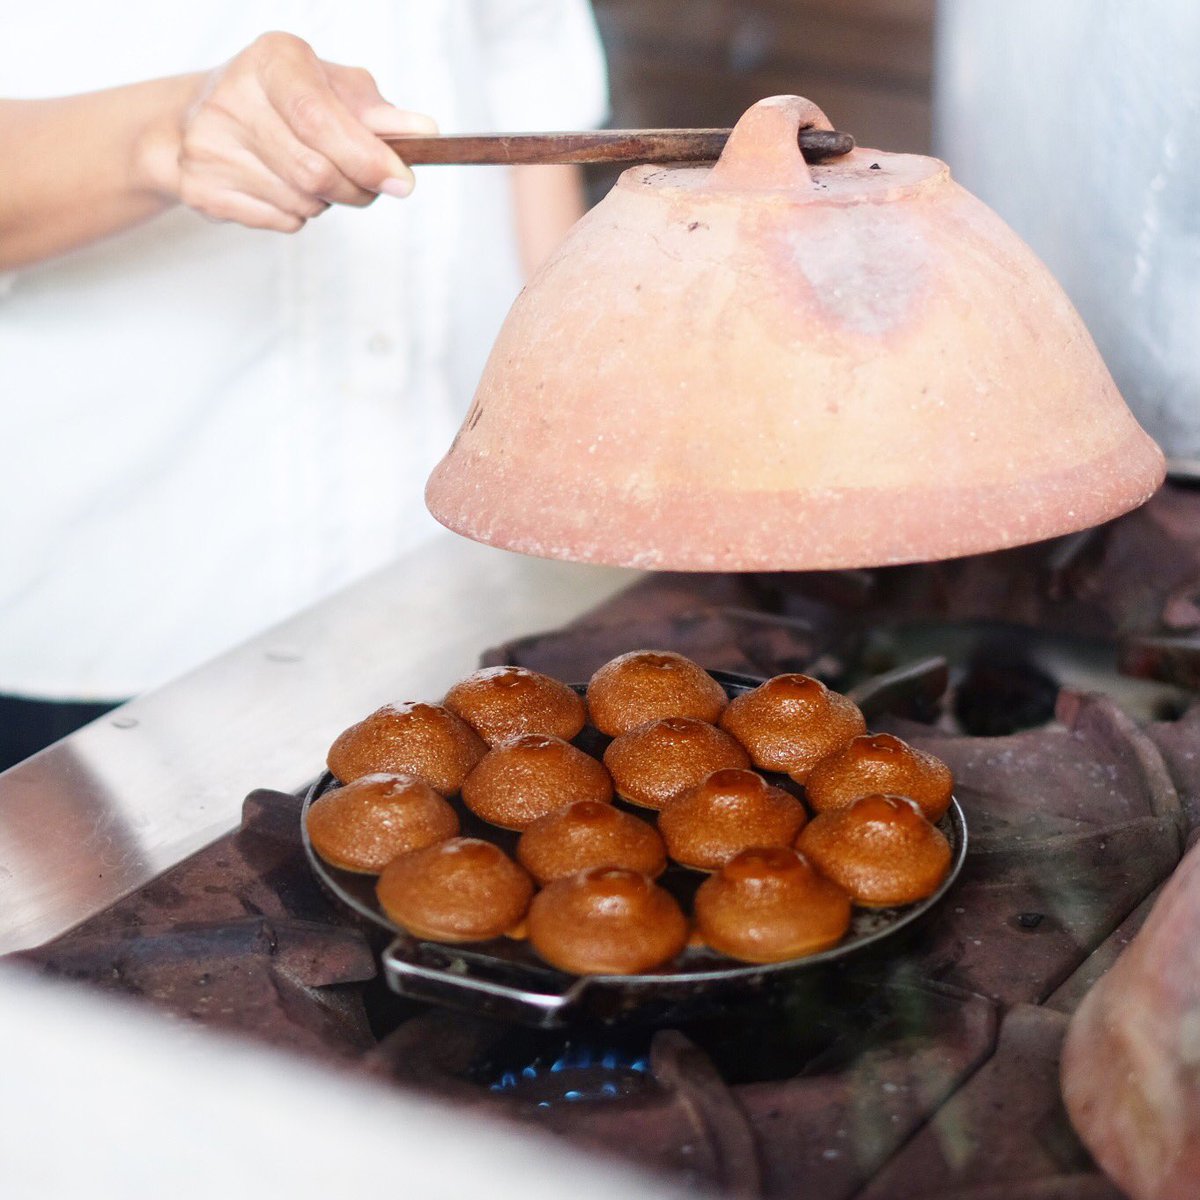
[[426, 96, 1164, 570]]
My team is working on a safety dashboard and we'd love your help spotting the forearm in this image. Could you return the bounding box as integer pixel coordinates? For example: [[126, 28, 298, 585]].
[[0, 75, 200, 270], [0, 33, 433, 271], [511, 164, 587, 279]]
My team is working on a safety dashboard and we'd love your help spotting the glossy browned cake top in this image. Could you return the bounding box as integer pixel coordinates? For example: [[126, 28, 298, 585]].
[[658, 767, 807, 871], [796, 793, 952, 908], [805, 732, 953, 821], [327, 701, 486, 794], [693, 846, 852, 963], [375, 837, 533, 943], [586, 650, 728, 737], [517, 799, 666, 884], [603, 716, 751, 810], [718, 673, 866, 782], [528, 867, 689, 976], [443, 665, 586, 747], [461, 733, 613, 830], [305, 773, 459, 874]]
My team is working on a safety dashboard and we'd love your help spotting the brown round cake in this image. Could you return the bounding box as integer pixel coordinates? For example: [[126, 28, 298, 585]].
[[586, 650, 728, 737], [527, 867, 689, 975], [718, 673, 866, 782], [327, 702, 486, 793], [443, 665, 586, 747], [517, 799, 666, 884], [461, 733, 613, 830], [693, 846, 852, 963], [658, 767, 807, 871], [805, 733, 954, 821], [796, 793, 952, 908], [376, 837, 533, 942], [305, 773, 460, 874], [603, 716, 750, 811]]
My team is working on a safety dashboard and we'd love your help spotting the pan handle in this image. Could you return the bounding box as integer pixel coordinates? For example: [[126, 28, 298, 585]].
[[381, 939, 573, 1027]]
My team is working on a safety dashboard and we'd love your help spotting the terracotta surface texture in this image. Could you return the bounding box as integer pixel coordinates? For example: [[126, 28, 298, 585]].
[[426, 95, 1165, 569], [1061, 839, 1200, 1200]]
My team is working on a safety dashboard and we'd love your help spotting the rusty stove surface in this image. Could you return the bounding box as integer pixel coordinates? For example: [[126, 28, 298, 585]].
[[11, 484, 1200, 1200]]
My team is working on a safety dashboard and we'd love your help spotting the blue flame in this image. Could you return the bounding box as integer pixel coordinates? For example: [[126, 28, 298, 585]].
[[487, 1041, 649, 1100]]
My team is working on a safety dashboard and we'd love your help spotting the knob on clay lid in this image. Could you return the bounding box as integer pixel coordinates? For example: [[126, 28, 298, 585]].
[[427, 96, 1164, 570]]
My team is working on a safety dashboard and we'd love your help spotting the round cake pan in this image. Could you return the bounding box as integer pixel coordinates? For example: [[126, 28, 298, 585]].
[[301, 671, 968, 1027]]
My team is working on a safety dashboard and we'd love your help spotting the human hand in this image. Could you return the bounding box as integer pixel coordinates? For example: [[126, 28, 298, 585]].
[[144, 32, 436, 232]]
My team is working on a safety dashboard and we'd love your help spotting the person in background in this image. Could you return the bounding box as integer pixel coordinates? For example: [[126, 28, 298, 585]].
[[0, 2, 608, 770]]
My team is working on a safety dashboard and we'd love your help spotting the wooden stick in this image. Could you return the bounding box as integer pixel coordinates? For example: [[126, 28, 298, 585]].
[[384, 128, 854, 166]]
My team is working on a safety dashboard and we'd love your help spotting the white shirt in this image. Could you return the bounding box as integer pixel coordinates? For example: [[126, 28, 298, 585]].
[[0, 0, 607, 699]]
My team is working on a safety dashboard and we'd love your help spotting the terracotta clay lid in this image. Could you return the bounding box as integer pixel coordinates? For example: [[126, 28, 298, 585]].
[[426, 95, 1164, 570]]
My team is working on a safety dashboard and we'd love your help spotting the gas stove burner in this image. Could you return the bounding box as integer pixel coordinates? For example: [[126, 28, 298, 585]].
[[953, 638, 1060, 737], [852, 621, 1189, 733], [474, 1031, 652, 1104]]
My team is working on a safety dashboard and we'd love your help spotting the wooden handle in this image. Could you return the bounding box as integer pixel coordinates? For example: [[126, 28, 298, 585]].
[[383, 128, 854, 166]]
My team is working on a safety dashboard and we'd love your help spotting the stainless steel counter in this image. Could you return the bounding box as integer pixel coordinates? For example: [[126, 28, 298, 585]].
[[0, 537, 637, 953]]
